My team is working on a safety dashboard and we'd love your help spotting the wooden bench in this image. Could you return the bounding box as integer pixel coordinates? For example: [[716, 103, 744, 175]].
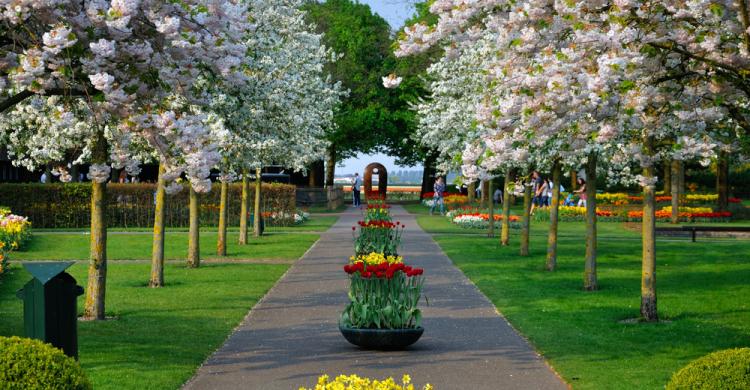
[[655, 226, 750, 242]]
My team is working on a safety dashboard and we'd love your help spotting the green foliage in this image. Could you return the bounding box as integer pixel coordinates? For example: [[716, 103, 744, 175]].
[[667, 348, 750, 390], [341, 273, 423, 329], [303, 0, 393, 159], [0, 336, 92, 390], [302, 0, 440, 167], [0, 183, 296, 229]]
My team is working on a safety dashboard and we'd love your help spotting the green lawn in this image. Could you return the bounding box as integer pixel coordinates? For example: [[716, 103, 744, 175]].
[[0, 262, 288, 389], [12, 231, 319, 261], [423, 214, 750, 389]]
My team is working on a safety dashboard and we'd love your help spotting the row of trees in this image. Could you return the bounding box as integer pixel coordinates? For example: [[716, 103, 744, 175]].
[[0, 0, 342, 319], [393, 1, 749, 321]]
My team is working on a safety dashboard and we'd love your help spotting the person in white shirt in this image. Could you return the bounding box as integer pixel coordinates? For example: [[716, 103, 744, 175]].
[[40, 172, 48, 183]]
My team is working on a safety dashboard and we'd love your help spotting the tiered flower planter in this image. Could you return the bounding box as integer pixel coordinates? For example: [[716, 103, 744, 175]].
[[340, 200, 425, 350]]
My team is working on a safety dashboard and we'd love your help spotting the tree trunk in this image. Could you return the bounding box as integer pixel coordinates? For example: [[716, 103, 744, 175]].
[[481, 180, 490, 208], [468, 182, 476, 203], [641, 139, 658, 321], [571, 170, 577, 191], [308, 160, 324, 187], [546, 161, 561, 271], [239, 172, 249, 245], [325, 145, 336, 187], [487, 179, 495, 238], [254, 167, 262, 237], [187, 187, 200, 268], [584, 152, 598, 291], [501, 169, 513, 246], [83, 131, 108, 320], [217, 179, 228, 256], [663, 159, 671, 194], [670, 160, 681, 224], [420, 155, 436, 200], [149, 164, 166, 288], [717, 151, 729, 212], [520, 178, 531, 256]]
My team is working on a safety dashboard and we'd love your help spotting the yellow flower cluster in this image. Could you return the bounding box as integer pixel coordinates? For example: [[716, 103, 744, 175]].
[[596, 193, 630, 204], [661, 206, 713, 214], [349, 252, 403, 265], [443, 195, 468, 205], [685, 194, 718, 202], [559, 206, 586, 215], [300, 374, 433, 390], [0, 216, 31, 251]]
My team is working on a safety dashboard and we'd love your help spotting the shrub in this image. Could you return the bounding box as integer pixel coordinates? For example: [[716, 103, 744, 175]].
[[666, 348, 750, 390], [0, 336, 92, 389], [0, 182, 296, 228]]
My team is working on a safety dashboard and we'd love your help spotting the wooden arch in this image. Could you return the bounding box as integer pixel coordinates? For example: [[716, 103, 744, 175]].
[[363, 163, 388, 200]]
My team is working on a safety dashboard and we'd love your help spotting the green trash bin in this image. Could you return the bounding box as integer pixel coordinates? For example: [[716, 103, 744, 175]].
[[15, 262, 84, 359]]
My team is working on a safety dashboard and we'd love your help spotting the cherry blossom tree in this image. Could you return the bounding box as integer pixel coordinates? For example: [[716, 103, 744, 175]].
[[0, 0, 257, 319], [394, 0, 745, 321]]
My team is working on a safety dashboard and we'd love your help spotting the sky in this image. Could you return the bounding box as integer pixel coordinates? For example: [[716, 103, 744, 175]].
[[336, 0, 423, 176]]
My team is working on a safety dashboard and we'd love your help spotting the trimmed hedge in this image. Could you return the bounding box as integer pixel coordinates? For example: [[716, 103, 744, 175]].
[[667, 348, 750, 390], [0, 182, 296, 228], [0, 336, 92, 389]]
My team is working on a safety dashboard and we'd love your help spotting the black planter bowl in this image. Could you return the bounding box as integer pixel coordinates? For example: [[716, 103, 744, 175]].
[[339, 325, 424, 350]]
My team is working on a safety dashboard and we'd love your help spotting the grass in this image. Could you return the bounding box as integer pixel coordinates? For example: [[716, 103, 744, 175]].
[[0, 262, 289, 389], [418, 211, 750, 389], [11, 231, 319, 261]]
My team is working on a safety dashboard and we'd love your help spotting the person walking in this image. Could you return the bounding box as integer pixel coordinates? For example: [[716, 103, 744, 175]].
[[574, 177, 587, 207], [351, 173, 362, 207], [530, 171, 547, 215], [430, 177, 446, 215], [493, 184, 503, 205]]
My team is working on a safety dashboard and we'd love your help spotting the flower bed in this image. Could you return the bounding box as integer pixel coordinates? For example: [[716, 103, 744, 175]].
[[421, 193, 468, 208], [452, 213, 521, 229], [0, 208, 30, 277], [263, 210, 310, 225], [594, 192, 743, 206], [0, 213, 32, 251], [302, 374, 432, 390], [627, 209, 732, 222], [533, 206, 624, 222]]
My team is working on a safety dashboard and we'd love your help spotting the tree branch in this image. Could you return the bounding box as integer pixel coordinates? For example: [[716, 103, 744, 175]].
[[648, 42, 742, 75]]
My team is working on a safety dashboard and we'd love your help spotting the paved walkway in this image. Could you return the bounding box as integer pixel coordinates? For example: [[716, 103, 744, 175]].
[[183, 205, 567, 389]]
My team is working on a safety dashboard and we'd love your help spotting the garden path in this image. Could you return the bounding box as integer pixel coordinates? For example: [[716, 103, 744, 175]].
[[183, 205, 567, 389]]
